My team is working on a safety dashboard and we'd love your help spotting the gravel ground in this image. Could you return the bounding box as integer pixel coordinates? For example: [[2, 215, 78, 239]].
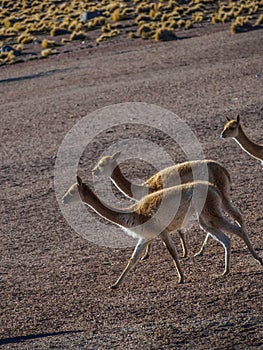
[[1, 25, 263, 349]]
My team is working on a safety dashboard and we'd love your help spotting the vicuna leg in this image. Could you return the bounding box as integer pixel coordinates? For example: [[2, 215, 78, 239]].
[[141, 229, 188, 261], [178, 229, 188, 258], [141, 242, 152, 261], [160, 230, 184, 283], [199, 217, 231, 275], [110, 239, 148, 289], [214, 217, 263, 266], [196, 198, 245, 258], [195, 233, 211, 257], [221, 196, 245, 228]]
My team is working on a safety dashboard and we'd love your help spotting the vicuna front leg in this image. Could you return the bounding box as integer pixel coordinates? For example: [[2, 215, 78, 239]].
[[160, 230, 184, 284], [141, 242, 152, 261], [141, 229, 188, 261], [110, 239, 149, 289], [178, 229, 188, 258]]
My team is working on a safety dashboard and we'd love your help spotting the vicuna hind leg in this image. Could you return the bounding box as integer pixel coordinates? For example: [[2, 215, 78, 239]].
[[160, 230, 184, 283], [214, 217, 263, 266], [199, 217, 231, 275], [110, 239, 149, 289], [221, 196, 245, 228]]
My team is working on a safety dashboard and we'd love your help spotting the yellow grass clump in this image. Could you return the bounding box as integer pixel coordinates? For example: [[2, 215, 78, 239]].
[[50, 27, 70, 37], [18, 33, 35, 44], [137, 23, 154, 39], [128, 32, 138, 39], [96, 29, 120, 43], [153, 27, 177, 41], [0, 0, 263, 67], [192, 12, 205, 23], [14, 43, 24, 53], [3, 18, 12, 28], [61, 38, 70, 45], [111, 9, 121, 21], [2, 50, 17, 64], [86, 16, 106, 30], [41, 48, 58, 58], [101, 23, 112, 33], [230, 16, 253, 34], [12, 22, 27, 32], [135, 3, 155, 15], [135, 13, 151, 24], [4, 28, 17, 37], [69, 31, 87, 41], [41, 39, 56, 49], [255, 13, 263, 26]]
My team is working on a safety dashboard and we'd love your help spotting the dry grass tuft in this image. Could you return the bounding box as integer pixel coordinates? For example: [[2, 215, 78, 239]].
[[41, 48, 58, 58], [0, 0, 262, 65], [230, 16, 253, 34], [154, 28, 177, 41], [96, 29, 120, 43], [41, 39, 56, 49], [137, 23, 154, 39], [69, 31, 87, 41]]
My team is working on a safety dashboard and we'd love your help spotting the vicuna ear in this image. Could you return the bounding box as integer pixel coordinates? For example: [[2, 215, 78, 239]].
[[236, 114, 240, 123], [112, 151, 121, 161], [76, 176, 82, 186], [225, 116, 231, 121]]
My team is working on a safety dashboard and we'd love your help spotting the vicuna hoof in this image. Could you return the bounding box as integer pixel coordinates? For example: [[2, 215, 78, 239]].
[[222, 270, 229, 276], [109, 284, 118, 289], [140, 254, 149, 261], [178, 277, 184, 284], [194, 251, 204, 257]]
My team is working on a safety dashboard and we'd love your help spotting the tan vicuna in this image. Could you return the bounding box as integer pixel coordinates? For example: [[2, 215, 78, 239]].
[[92, 153, 244, 258], [62, 176, 262, 289], [221, 114, 263, 163]]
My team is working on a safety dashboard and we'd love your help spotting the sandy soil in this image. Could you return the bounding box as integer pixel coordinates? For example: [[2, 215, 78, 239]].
[[1, 25, 263, 349]]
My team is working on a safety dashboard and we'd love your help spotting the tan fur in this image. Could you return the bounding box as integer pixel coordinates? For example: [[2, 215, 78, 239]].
[[221, 114, 263, 162], [62, 177, 263, 289]]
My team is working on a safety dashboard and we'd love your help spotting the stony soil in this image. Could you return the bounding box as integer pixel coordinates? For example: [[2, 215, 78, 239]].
[[1, 25, 263, 349]]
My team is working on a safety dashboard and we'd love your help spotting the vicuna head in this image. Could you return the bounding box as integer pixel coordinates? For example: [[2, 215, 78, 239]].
[[62, 176, 83, 204], [92, 151, 121, 177], [221, 114, 240, 139]]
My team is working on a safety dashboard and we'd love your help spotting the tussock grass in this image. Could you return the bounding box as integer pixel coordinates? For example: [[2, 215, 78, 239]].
[[69, 31, 87, 41], [96, 29, 120, 42], [41, 48, 58, 57], [154, 27, 177, 41], [0, 0, 262, 65], [41, 39, 56, 49]]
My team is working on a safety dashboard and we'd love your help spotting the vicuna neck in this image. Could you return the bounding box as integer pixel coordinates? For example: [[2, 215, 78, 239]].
[[234, 125, 263, 161], [111, 165, 148, 199], [79, 183, 135, 228]]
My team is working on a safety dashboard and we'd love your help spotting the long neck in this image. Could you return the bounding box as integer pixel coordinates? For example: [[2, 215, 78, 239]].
[[235, 125, 263, 161], [111, 165, 148, 199], [79, 183, 135, 228]]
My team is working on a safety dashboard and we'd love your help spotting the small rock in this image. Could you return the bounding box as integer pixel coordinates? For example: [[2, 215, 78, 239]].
[[0, 45, 20, 56], [81, 11, 102, 22]]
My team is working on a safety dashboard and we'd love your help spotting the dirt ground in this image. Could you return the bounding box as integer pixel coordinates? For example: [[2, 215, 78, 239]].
[[1, 24, 263, 349]]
